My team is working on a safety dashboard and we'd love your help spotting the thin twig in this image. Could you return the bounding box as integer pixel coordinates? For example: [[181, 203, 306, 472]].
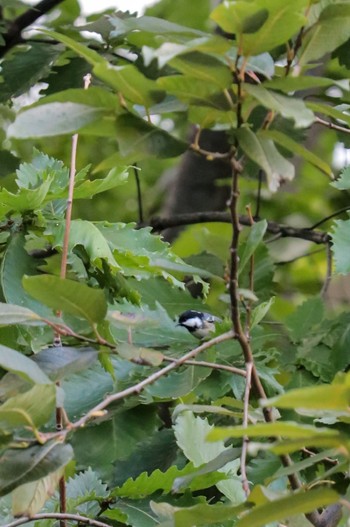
[[3, 513, 111, 527], [315, 116, 350, 135], [321, 241, 333, 298], [241, 362, 253, 496], [149, 212, 330, 245], [69, 331, 234, 431], [162, 356, 246, 377], [255, 169, 264, 218], [189, 143, 232, 162], [308, 206, 350, 230], [133, 163, 144, 224]]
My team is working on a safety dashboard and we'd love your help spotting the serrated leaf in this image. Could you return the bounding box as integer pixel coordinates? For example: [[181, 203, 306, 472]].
[[0, 383, 55, 430], [12, 469, 63, 517], [22, 275, 107, 324], [286, 297, 324, 342], [115, 114, 187, 160], [331, 219, 350, 274], [0, 441, 73, 496], [66, 468, 108, 515], [331, 166, 350, 190], [244, 84, 314, 128], [236, 488, 339, 527]]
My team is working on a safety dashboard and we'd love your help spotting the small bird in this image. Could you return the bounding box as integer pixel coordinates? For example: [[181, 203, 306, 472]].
[[177, 310, 221, 339]]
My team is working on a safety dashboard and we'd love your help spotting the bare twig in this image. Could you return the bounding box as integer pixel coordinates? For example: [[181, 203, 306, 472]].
[[189, 143, 232, 162], [321, 241, 333, 298], [69, 331, 234, 431], [133, 163, 144, 224], [3, 513, 111, 527], [241, 362, 253, 496], [308, 206, 350, 230], [0, 0, 65, 57], [149, 212, 330, 245], [162, 356, 246, 377], [315, 116, 350, 135]]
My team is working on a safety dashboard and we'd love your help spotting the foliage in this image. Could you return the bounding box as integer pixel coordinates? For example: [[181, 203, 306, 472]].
[[0, 0, 349, 526]]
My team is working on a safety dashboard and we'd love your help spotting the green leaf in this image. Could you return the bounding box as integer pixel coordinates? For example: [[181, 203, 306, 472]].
[[331, 219, 350, 275], [151, 500, 245, 526], [251, 297, 275, 329], [237, 127, 294, 191], [286, 297, 324, 342], [260, 129, 333, 178], [0, 43, 61, 103], [236, 488, 338, 527], [0, 344, 51, 384], [115, 114, 187, 160], [93, 63, 164, 106], [157, 75, 223, 107], [0, 383, 56, 430], [306, 101, 350, 127], [71, 166, 129, 199], [39, 29, 105, 66], [263, 380, 350, 411], [12, 469, 63, 517], [239, 220, 267, 275], [244, 84, 314, 128], [299, 3, 350, 66], [0, 441, 73, 496], [170, 52, 233, 89], [8, 103, 104, 139], [331, 165, 350, 190], [0, 303, 43, 326], [22, 275, 107, 324], [211, 0, 307, 56]]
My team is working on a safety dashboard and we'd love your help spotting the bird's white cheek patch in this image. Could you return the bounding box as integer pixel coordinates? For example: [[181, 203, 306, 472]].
[[184, 317, 202, 328]]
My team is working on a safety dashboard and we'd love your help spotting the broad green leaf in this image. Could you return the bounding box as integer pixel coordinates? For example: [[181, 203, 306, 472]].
[[115, 114, 187, 160], [0, 303, 43, 326], [22, 275, 107, 324], [1, 234, 53, 317], [331, 219, 350, 275], [151, 500, 245, 526], [236, 488, 339, 527], [0, 177, 52, 212], [0, 383, 55, 430], [244, 84, 314, 128], [211, 0, 307, 56], [93, 63, 164, 106], [34, 86, 121, 110], [12, 469, 63, 517], [0, 43, 61, 103], [264, 75, 345, 93], [331, 165, 350, 190], [263, 383, 350, 411], [170, 52, 233, 89], [8, 103, 104, 139], [0, 344, 51, 384], [39, 29, 105, 66], [157, 75, 224, 107], [239, 220, 267, 275], [286, 297, 324, 342], [299, 4, 350, 66], [0, 441, 73, 496], [250, 297, 275, 329], [260, 129, 333, 177], [34, 346, 98, 381], [237, 127, 294, 191], [207, 421, 340, 441], [108, 14, 205, 40], [117, 343, 163, 366], [64, 166, 129, 200]]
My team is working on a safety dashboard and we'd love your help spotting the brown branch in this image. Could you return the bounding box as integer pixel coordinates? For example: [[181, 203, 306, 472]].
[[3, 513, 111, 527], [68, 331, 234, 431], [162, 356, 246, 377], [241, 362, 253, 496], [148, 212, 330, 245], [315, 116, 350, 135], [0, 0, 65, 57]]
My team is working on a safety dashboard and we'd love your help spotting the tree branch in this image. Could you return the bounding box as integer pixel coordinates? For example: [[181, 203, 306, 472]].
[[149, 211, 330, 244], [3, 513, 111, 527], [0, 0, 65, 57]]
